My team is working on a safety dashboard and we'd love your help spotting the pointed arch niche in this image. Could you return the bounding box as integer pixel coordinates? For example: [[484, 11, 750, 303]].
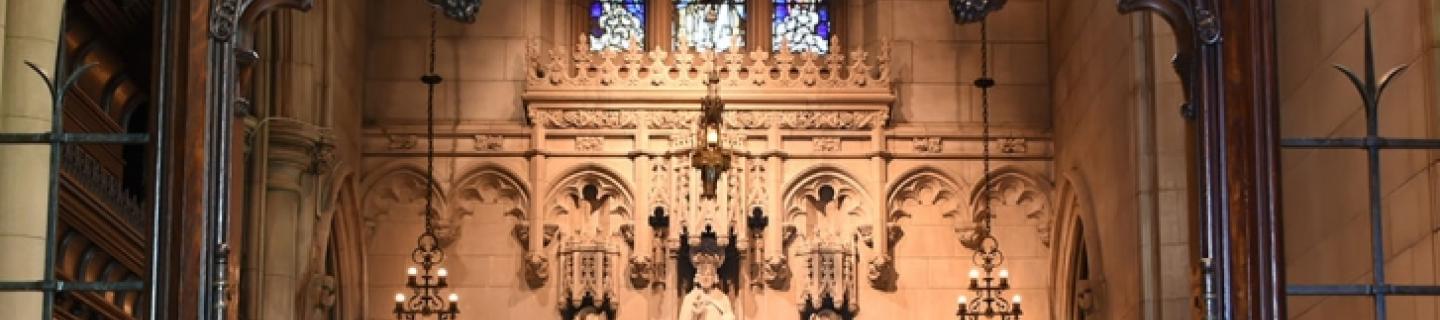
[[964, 168, 1054, 252], [1049, 171, 1104, 320], [540, 166, 637, 316], [778, 167, 871, 318], [360, 165, 446, 240], [882, 168, 966, 289]]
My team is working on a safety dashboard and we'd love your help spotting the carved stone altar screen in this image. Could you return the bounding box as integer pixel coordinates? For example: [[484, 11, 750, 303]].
[[362, 38, 1057, 319]]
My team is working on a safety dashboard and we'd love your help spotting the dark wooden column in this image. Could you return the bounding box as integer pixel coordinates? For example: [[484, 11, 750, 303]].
[[156, 0, 213, 318], [156, 0, 314, 318], [1116, 0, 1285, 319]]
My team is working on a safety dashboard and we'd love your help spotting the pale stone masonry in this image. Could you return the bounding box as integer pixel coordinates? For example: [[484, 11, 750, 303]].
[[0, 1, 64, 318]]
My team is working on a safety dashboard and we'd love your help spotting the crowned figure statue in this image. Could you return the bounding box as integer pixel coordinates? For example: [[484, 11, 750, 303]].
[[679, 240, 735, 320]]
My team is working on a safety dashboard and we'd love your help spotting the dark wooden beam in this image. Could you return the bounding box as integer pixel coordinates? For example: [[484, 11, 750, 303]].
[[1116, 0, 1285, 318]]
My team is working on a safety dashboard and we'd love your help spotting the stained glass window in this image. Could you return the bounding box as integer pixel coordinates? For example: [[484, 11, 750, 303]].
[[674, 0, 747, 52], [589, 0, 647, 51], [772, 0, 832, 53]]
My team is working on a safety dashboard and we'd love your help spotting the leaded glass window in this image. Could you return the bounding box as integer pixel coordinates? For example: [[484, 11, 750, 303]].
[[772, 0, 832, 53], [589, 0, 647, 51], [674, 0, 747, 51]]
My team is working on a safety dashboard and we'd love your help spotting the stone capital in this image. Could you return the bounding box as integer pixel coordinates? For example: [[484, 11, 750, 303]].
[[265, 118, 325, 191]]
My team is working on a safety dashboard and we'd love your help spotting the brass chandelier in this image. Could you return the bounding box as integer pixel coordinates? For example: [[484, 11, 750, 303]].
[[393, 5, 466, 319], [952, 6, 1022, 320]]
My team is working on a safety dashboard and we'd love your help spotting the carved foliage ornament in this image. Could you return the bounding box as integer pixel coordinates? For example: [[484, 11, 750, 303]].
[[528, 109, 887, 131], [451, 170, 527, 243], [474, 135, 503, 151], [362, 168, 529, 248], [963, 171, 1054, 249], [913, 137, 943, 153], [812, 137, 840, 152], [362, 169, 437, 237], [576, 136, 605, 151], [999, 138, 1027, 154], [388, 134, 418, 150]]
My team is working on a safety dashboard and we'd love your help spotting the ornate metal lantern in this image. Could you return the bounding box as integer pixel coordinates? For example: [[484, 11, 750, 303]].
[[692, 73, 732, 198]]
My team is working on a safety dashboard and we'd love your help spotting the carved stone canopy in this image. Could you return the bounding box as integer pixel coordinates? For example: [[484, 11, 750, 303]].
[[545, 170, 635, 243], [785, 172, 871, 243], [964, 169, 1054, 250]]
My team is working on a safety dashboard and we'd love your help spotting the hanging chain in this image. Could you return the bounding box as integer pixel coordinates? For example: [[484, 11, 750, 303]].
[[979, 19, 993, 232], [423, 9, 439, 239]]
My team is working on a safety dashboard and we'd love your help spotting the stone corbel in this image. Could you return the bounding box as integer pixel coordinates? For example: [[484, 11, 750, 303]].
[[627, 255, 655, 287], [300, 272, 337, 320], [524, 252, 549, 287], [760, 223, 800, 287], [1075, 279, 1098, 316], [782, 223, 799, 245], [763, 254, 790, 286], [309, 131, 336, 175], [514, 222, 559, 286], [864, 222, 904, 290]]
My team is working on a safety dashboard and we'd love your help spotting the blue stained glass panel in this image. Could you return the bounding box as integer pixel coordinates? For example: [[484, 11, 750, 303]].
[[772, 0, 832, 53], [589, 0, 647, 51], [675, 0, 748, 52]]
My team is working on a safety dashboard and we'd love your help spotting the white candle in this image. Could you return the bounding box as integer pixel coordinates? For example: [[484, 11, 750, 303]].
[[705, 129, 720, 145], [998, 269, 1009, 279], [448, 293, 460, 302], [395, 293, 405, 302], [437, 267, 448, 277], [968, 269, 980, 279], [406, 267, 418, 276]]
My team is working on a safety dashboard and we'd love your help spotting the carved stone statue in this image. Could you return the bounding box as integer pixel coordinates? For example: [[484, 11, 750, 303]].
[[679, 246, 735, 320]]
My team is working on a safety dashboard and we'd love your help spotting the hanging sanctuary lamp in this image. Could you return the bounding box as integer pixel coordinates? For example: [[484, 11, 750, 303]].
[[952, 1, 1022, 318], [691, 72, 732, 199]]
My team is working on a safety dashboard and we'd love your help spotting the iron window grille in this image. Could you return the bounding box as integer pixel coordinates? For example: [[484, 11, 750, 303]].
[[0, 2, 169, 319], [1281, 13, 1440, 319]]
